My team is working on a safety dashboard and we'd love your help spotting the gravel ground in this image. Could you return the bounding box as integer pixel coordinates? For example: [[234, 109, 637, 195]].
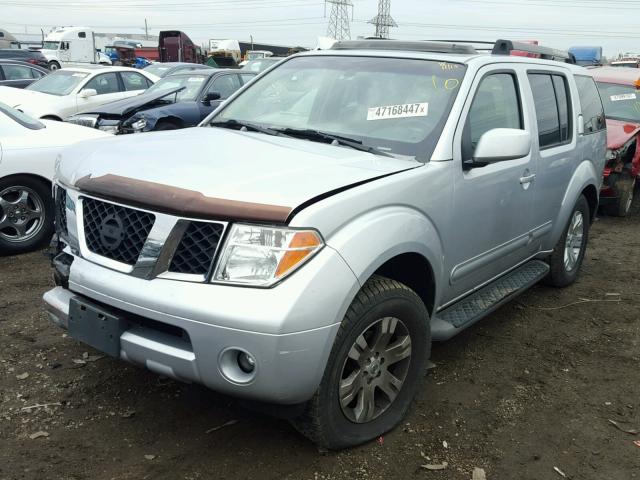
[[1, 204, 639, 480]]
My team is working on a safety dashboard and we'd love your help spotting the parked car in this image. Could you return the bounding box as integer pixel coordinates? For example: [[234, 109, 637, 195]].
[[0, 60, 48, 88], [143, 62, 212, 78], [241, 57, 283, 73], [0, 102, 108, 255], [45, 39, 606, 449], [0, 48, 49, 69], [66, 69, 255, 134], [591, 67, 640, 216], [0, 65, 158, 120]]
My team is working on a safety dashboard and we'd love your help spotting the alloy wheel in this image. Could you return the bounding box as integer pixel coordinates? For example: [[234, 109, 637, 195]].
[[563, 210, 584, 272], [0, 186, 45, 243], [339, 317, 412, 424]]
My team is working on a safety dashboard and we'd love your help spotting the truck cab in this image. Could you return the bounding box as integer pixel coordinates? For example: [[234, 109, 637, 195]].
[[40, 27, 98, 70]]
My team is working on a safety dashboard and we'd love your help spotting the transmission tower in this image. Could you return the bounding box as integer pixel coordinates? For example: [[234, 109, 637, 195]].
[[369, 0, 397, 39], [326, 0, 353, 41]]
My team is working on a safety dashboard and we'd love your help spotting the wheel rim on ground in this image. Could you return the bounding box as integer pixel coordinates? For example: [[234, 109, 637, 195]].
[[339, 317, 412, 424], [0, 186, 45, 243], [563, 210, 584, 272]]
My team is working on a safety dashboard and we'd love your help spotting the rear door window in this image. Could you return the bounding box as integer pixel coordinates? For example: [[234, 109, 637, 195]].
[[574, 75, 606, 134], [2, 64, 34, 80], [120, 71, 150, 91], [528, 73, 572, 148]]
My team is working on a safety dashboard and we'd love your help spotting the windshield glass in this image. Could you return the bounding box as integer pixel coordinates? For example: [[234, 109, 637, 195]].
[[144, 64, 172, 77], [42, 41, 60, 50], [26, 70, 88, 96], [596, 81, 640, 123], [213, 55, 466, 159], [0, 102, 44, 129], [145, 75, 206, 101]]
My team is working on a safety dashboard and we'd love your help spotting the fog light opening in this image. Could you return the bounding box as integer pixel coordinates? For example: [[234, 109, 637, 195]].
[[218, 347, 258, 384]]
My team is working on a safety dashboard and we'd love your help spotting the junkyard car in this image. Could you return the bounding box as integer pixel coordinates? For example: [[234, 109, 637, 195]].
[[0, 65, 158, 121], [45, 40, 606, 449], [0, 60, 48, 88], [592, 67, 640, 216], [65, 69, 255, 134], [0, 102, 107, 255]]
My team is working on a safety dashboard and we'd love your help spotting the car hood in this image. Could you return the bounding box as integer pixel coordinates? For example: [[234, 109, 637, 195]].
[[606, 118, 640, 150], [76, 87, 182, 117], [58, 126, 418, 223], [0, 86, 59, 112], [3, 119, 109, 150]]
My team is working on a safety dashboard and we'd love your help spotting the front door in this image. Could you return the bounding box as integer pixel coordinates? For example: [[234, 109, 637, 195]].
[[443, 66, 537, 304], [75, 72, 124, 116]]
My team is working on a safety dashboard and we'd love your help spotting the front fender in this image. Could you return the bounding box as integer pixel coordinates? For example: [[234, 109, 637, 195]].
[[549, 159, 599, 247], [325, 205, 444, 304]]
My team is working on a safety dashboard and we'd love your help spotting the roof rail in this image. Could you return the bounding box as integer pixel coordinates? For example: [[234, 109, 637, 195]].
[[427, 40, 494, 51], [492, 39, 576, 64], [330, 40, 477, 55]]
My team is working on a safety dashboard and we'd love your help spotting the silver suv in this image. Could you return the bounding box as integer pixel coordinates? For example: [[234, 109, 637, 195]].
[[44, 40, 606, 449]]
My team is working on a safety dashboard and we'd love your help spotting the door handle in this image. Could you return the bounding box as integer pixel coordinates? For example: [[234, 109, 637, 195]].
[[520, 174, 536, 184]]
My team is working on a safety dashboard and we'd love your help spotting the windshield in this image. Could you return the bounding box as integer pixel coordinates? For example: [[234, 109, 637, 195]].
[[42, 41, 60, 50], [26, 70, 88, 96], [213, 55, 466, 159], [145, 75, 206, 101], [0, 102, 44, 129], [243, 58, 281, 73], [596, 81, 640, 123], [144, 64, 172, 77]]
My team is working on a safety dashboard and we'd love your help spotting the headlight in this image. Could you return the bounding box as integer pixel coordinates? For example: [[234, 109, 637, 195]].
[[213, 224, 323, 286], [130, 118, 147, 132], [98, 125, 119, 134], [67, 115, 97, 128]]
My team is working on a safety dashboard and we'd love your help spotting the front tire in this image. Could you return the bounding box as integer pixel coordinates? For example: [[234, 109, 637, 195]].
[[291, 275, 430, 450], [48, 61, 61, 71], [0, 176, 54, 256], [544, 194, 590, 287], [606, 172, 635, 217]]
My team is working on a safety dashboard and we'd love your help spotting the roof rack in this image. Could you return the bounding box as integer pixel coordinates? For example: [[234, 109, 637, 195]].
[[492, 39, 576, 64], [330, 40, 477, 55], [427, 40, 494, 52]]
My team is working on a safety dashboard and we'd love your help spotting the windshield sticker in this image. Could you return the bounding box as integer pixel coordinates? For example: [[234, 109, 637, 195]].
[[610, 93, 637, 102], [367, 102, 428, 121], [439, 62, 462, 71], [71, 73, 87, 77]]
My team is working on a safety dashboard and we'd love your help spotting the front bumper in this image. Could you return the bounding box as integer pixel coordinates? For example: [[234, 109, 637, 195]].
[[43, 247, 359, 404]]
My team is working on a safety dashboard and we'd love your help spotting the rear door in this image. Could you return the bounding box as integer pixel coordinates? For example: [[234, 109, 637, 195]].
[[119, 71, 152, 99], [523, 69, 577, 248], [445, 65, 538, 303]]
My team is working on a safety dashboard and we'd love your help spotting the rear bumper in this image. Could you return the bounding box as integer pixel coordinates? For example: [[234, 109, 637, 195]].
[[43, 247, 359, 404]]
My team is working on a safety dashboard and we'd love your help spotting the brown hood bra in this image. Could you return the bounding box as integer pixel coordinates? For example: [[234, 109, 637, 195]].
[[75, 174, 292, 223]]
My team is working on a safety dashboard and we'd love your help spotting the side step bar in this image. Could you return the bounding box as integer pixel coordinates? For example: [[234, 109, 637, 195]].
[[431, 260, 549, 341]]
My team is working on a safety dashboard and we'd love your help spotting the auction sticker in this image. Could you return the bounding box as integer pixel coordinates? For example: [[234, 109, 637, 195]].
[[367, 102, 428, 121], [610, 93, 636, 102]]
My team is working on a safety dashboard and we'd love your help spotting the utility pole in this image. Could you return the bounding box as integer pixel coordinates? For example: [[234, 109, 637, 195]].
[[325, 0, 352, 41], [369, 0, 396, 39], [144, 18, 148, 39]]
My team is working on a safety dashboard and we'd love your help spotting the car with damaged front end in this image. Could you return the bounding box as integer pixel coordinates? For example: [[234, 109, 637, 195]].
[[45, 40, 606, 449]]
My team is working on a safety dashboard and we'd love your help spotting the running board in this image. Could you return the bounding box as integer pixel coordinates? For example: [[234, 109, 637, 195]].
[[431, 260, 549, 341]]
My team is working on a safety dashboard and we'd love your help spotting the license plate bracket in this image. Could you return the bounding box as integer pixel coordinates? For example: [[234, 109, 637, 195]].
[[68, 298, 127, 357]]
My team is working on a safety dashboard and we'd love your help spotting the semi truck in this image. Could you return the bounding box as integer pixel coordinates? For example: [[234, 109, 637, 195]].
[[39, 26, 110, 70]]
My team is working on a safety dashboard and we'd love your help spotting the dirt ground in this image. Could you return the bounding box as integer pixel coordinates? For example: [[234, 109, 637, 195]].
[[1, 203, 639, 480]]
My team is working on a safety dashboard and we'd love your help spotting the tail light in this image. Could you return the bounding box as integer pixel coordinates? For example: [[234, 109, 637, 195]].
[[27, 58, 37, 65]]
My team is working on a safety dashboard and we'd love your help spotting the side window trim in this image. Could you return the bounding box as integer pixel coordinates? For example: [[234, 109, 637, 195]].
[[461, 69, 525, 163]]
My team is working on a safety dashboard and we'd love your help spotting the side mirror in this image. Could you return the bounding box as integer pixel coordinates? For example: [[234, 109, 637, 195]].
[[203, 91, 221, 104], [472, 128, 531, 164], [79, 88, 97, 98]]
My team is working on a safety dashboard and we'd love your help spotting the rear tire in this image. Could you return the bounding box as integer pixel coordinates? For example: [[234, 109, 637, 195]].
[[48, 61, 60, 71], [291, 275, 430, 450], [606, 172, 635, 217], [0, 176, 54, 256], [544, 195, 590, 287]]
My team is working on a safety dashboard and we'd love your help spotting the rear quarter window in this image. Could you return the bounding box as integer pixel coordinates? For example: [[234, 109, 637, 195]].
[[574, 75, 606, 134]]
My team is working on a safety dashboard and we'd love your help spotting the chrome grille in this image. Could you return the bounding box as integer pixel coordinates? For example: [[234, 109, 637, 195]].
[[82, 197, 155, 265], [169, 221, 224, 275]]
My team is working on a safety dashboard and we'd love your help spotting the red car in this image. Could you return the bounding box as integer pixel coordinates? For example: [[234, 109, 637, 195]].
[[591, 67, 640, 216]]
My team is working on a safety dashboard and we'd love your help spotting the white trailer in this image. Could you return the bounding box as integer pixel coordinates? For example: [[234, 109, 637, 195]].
[[40, 27, 109, 70]]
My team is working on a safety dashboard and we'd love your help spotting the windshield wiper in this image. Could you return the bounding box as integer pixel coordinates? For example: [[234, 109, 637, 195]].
[[210, 119, 285, 137], [275, 128, 393, 157]]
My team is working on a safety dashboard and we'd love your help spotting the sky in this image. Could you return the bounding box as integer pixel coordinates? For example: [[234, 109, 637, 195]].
[[2, 0, 639, 58]]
